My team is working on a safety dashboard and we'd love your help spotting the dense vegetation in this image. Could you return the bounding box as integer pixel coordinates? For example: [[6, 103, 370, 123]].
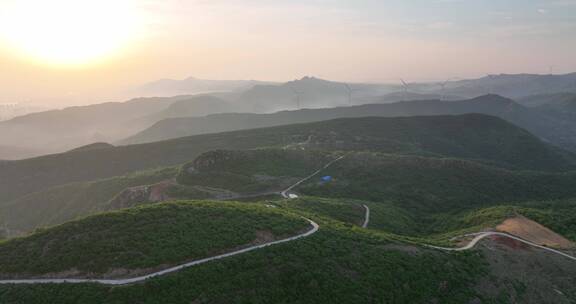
[[0, 201, 308, 277], [0, 207, 489, 304], [3, 113, 576, 303], [177, 149, 335, 193], [3, 196, 576, 303], [2, 114, 572, 204], [0, 167, 177, 236], [7, 146, 576, 241], [301, 152, 576, 214], [276, 197, 366, 227]]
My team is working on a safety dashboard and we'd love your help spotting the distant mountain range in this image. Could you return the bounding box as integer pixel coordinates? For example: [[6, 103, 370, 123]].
[[0, 95, 230, 159], [422, 73, 576, 99], [135, 76, 276, 97], [3, 72, 576, 160], [120, 94, 576, 152], [235, 76, 397, 112], [137, 72, 576, 102]]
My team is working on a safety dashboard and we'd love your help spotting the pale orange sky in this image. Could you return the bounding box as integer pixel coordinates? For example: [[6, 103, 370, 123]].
[[0, 0, 575, 106]]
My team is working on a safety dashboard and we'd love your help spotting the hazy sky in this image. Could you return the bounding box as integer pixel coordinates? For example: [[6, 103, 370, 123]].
[[0, 0, 575, 105]]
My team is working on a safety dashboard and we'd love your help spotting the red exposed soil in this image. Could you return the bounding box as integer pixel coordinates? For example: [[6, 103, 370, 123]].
[[496, 216, 574, 249], [491, 235, 531, 250]]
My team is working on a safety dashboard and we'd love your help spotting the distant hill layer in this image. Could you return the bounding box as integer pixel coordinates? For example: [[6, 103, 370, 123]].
[[1, 114, 573, 204], [136, 77, 276, 97], [436, 73, 576, 99], [0, 95, 229, 159], [0, 145, 44, 160], [518, 93, 576, 108], [122, 94, 576, 152]]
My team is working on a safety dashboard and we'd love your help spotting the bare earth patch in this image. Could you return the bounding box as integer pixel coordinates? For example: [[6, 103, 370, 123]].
[[253, 230, 276, 244], [496, 216, 574, 249]]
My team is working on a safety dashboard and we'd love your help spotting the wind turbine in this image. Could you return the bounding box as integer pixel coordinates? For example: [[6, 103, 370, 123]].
[[438, 77, 457, 101], [343, 83, 353, 106], [486, 74, 496, 95], [400, 78, 410, 101], [288, 85, 303, 109]]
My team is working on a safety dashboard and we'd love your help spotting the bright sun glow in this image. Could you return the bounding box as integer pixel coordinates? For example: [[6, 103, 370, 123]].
[[0, 0, 143, 67]]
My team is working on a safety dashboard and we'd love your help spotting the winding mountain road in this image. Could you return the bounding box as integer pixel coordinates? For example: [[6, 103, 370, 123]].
[[5, 152, 573, 286], [280, 155, 345, 199], [361, 204, 370, 228], [427, 231, 576, 261], [0, 155, 346, 286], [0, 218, 319, 286]]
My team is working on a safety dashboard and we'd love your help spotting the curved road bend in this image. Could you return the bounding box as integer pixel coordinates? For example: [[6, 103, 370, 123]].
[[0, 218, 319, 286], [281, 155, 346, 199], [361, 205, 370, 228], [1, 154, 345, 285], [427, 231, 576, 262]]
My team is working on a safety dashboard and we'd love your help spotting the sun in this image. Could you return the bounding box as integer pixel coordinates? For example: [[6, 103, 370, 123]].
[[0, 0, 143, 67]]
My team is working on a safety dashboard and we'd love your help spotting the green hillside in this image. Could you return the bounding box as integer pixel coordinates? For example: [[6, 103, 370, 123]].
[[2, 114, 576, 303], [0, 201, 308, 278], [0, 199, 488, 304], [177, 149, 336, 193], [174, 148, 576, 236], [6, 145, 576, 239], [2, 196, 576, 303], [0, 167, 177, 237], [301, 152, 576, 214], [176, 148, 576, 216], [3, 114, 571, 205]]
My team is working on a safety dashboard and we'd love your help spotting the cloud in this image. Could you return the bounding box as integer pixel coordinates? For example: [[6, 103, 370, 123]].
[[537, 8, 549, 14]]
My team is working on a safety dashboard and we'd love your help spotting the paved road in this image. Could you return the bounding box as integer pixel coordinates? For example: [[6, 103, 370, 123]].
[[427, 231, 576, 261], [0, 155, 347, 285], [0, 218, 319, 286], [280, 155, 345, 199], [361, 204, 370, 228]]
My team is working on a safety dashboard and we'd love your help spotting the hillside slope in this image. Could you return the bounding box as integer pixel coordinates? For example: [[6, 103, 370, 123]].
[[0, 167, 177, 237], [2, 114, 573, 204], [301, 152, 576, 213], [1, 196, 576, 303], [0, 201, 309, 279], [0, 96, 186, 158]]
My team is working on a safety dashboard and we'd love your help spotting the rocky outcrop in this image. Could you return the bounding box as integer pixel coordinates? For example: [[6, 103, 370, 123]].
[[108, 180, 176, 210]]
